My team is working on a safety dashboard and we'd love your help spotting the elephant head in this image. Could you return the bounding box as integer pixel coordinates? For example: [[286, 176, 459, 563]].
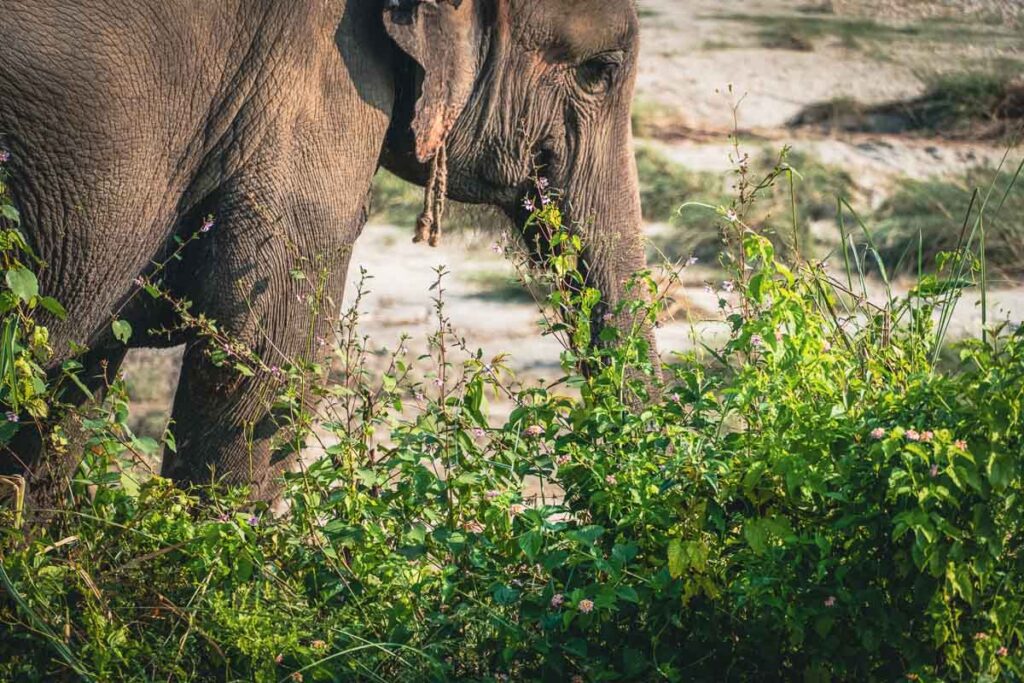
[[381, 0, 656, 365]]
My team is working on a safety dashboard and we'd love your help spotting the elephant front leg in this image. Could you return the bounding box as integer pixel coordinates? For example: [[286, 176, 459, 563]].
[[161, 339, 309, 497], [160, 190, 359, 499]]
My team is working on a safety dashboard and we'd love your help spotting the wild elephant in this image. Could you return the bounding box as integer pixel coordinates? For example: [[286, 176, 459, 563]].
[[0, 0, 651, 507]]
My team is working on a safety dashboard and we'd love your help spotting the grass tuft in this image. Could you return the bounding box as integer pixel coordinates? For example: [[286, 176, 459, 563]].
[[790, 68, 1024, 138]]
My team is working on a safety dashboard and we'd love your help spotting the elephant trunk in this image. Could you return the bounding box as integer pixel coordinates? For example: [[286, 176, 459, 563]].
[[559, 123, 660, 374]]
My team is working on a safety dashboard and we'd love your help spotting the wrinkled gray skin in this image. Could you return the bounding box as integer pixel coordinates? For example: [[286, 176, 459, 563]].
[[0, 0, 650, 508]]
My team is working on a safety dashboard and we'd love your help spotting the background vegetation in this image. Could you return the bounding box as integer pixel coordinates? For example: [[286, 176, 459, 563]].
[[1, 150, 1022, 681]]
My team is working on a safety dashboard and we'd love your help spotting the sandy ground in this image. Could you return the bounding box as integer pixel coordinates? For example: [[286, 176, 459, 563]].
[[122, 0, 1024, 436]]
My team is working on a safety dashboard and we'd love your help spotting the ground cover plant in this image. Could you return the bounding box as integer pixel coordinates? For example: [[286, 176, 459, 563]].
[[789, 67, 1024, 140], [714, 11, 1020, 54], [0, 146, 1023, 682], [873, 164, 1024, 277]]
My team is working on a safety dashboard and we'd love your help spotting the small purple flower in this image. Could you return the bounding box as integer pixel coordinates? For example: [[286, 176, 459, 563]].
[[537, 177, 550, 191], [433, 377, 444, 388], [523, 197, 536, 212], [247, 515, 260, 527], [133, 276, 146, 287], [200, 217, 214, 233], [0, 150, 9, 164], [4, 411, 18, 423], [750, 334, 764, 348], [602, 312, 615, 323], [721, 280, 735, 293], [472, 427, 486, 438], [551, 593, 565, 608], [217, 512, 231, 523], [485, 489, 500, 500], [540, 194, 551, 206], [490, 242, 502, 254], [824, 596, 837, 608], [725, 209, 738, 223], [524, 424, 544, 438]]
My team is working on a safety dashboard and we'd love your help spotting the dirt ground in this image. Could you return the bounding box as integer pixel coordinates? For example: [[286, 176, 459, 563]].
[[122, 0, 1024, 435]]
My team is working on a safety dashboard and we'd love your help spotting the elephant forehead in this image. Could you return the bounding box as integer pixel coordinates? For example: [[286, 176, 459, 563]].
[[515, 0, 638, 57]]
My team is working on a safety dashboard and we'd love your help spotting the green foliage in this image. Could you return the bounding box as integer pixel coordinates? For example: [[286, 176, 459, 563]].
[[2, 152, 1023, 682], [874, 164, 1024, 276], [0, 157, 57, 425]]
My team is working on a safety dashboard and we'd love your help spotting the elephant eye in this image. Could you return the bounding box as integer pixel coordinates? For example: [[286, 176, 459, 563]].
[[576, 52, 622, 95]]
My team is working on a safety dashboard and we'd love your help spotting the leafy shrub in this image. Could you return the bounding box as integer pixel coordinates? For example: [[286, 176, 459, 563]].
[[1, 151, 1022, 682]]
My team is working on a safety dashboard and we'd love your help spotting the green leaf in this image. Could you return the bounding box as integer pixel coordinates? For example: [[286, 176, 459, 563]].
[[111, 319, 132, 344], [235, 555, 254, 582], [946, 562, 974, 604], [519, 530, 542, 561], [493, 585, 519, 606], [0, 204, 20, 223], [744, 519, 769, 556], [616, 585, 640, 603], [988, 450, 1012, 491], [5, 268, 38, 302], [234, 363, 254, 377], [38, 296, 66, 319], [668, 539, 685, 578]]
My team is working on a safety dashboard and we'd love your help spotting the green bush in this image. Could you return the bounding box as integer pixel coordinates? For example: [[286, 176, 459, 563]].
[[1, 153, 1023, 682]]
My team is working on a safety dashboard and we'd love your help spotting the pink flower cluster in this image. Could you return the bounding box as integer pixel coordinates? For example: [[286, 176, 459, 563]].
[[905, 429, 934, 443], [524, 425, 544, 438]]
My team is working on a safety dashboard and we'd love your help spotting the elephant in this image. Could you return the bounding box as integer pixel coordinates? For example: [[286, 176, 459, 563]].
[[0, 0, 651, 509]]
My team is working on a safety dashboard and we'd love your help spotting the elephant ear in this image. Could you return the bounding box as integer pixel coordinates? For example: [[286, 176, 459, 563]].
[[384, 0, 480, 163]]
